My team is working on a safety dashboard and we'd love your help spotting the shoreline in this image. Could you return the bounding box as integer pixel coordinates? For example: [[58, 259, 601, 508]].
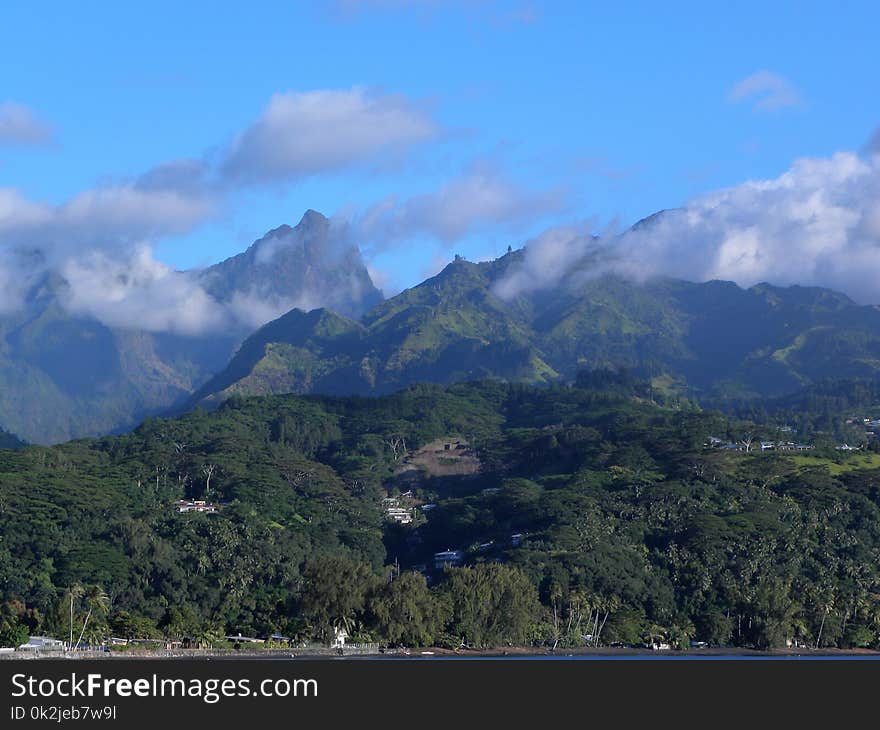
[[5, 645, 880, 660], [375, 645, 880, 659]]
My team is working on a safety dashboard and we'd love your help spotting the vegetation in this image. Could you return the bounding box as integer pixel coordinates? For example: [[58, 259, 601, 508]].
[[5, 372, 880, 650], [188, 252, 880, 418]]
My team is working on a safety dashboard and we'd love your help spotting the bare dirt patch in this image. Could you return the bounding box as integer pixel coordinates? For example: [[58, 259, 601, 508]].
[[394, 438, 482, 484]]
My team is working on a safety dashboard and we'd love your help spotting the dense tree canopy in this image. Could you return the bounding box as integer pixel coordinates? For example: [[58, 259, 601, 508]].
[[3, 373, 880, 649]]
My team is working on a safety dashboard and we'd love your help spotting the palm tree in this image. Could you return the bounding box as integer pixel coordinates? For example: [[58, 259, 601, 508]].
[[668, 621, 696, 650], [66, 584, 84, 650], [193, 621, 224, 649], [643, 623, 667, 648], [73, 586, 109, 650], [760, 581, 805, 648], [592, 594, 620, 647]]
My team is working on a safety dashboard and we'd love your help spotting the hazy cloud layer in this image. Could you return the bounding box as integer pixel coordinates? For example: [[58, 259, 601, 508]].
[[728, 70, 803, 112], [343, 166, 567, 248], [496, 144, 880, 304], [221, 88, 438, 184], [0, 101, 54, 146]]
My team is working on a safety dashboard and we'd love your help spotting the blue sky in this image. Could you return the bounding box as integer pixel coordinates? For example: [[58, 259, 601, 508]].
[[2, 0, 880, 298]]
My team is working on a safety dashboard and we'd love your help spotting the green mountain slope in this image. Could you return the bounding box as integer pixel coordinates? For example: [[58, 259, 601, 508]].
[[189, 249, 880, 409], [0, 293, 238, 444]]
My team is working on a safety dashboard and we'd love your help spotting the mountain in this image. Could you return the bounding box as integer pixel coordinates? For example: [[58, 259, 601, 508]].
[[0, 211, 381, 444], [187, 246, 880, 409], [198, 209, 382, 322]]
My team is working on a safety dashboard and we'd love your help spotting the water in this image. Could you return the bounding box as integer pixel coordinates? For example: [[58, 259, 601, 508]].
[[413, 654, 880, 661]]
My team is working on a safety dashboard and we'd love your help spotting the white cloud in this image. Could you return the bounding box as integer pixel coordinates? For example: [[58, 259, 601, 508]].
[[493, 224, 596, 300], [0, 180, 218, 330], [57, 247, 226, 336], [0, 184, 214, 254], [728, 70, 803, 112], [345, 165, 566, 248], [0, 190, 337, 335], [221, 88, 439, 184], [0, 101, 54, 146], [0, 86, 445, 334], [495, 144, 880, 304], [0, 180, 390, 335]]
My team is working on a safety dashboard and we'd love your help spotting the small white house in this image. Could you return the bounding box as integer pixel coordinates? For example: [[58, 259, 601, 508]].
[[385, 507, 413, 524], [18, 636, 64, 652]]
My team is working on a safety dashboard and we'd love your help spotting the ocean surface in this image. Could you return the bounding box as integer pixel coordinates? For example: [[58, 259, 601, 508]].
[[341, 652, 880, 661], [418, 654, 880, 661]]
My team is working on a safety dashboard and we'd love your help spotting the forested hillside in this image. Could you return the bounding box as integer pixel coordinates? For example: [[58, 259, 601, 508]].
[[189, 250, 880, 412], [3, 374, 880, 650]]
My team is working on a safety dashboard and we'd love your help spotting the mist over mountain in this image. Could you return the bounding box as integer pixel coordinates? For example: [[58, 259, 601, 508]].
[[0, 212, 381, 444], [9, 200, 880, 446], [494, 146, 880, 306], [187, 239, 880, 411]]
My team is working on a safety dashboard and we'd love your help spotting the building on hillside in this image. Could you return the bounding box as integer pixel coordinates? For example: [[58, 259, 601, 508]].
[[385, 507, 413, 524], [175, 500, 219, 514], [434, 549, 464, 569]]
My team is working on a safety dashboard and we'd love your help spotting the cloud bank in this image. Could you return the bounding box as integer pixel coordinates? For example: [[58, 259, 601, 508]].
[[496, 143, 880, 304], [57, 247, 227, 335], [0, 179, 220, 333]]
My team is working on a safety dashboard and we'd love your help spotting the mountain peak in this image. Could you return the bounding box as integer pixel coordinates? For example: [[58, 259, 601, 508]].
[[629, 208, 681, 232], [297, 209, 327, 227], [199, 214, 383, 323]]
